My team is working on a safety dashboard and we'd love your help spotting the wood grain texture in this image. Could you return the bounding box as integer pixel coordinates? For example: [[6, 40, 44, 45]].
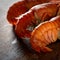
[[0, 0, 60, 60]]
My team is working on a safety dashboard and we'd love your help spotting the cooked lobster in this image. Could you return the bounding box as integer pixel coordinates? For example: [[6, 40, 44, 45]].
[[30, 16, 60, 53], [7, 0, 60, 53], [15, 3, 58, 39], [7, 0, 50, 25]]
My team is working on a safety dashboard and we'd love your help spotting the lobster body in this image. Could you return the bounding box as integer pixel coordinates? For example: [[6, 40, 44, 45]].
[[7, 1, 60, 53], [7, 0, 50, 25], [30, 16, 60, 53], [15, 3, 58, 39]]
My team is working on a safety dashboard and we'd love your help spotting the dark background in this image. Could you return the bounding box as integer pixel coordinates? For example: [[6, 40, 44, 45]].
[[0, 0, 60, 60]]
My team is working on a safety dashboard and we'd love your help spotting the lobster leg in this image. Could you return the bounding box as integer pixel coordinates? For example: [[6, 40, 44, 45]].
[[30, 36, 52, 52], [40, 46, 52, 52], [41, 12, 51, 21]]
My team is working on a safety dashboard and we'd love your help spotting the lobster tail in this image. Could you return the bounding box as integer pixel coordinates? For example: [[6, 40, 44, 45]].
[[30, 16, 60, 53]]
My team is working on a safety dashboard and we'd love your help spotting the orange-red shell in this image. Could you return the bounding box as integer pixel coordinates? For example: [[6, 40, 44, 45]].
[[7, 0, 50, 25], [30, 16, 60, 52], [15, 3, 58, 39]]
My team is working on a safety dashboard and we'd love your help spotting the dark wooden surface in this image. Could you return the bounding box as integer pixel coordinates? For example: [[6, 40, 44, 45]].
[[0, 0, 60, 60]]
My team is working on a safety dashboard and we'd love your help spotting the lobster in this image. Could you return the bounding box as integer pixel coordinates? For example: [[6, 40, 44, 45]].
[[7, 0, 50, 25], [30, 16, 60, 53], [7, 0, 60, 53], [15, 2, 59, 39]]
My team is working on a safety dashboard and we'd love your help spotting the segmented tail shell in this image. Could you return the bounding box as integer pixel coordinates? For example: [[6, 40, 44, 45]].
[[30, 16, 60, 52]]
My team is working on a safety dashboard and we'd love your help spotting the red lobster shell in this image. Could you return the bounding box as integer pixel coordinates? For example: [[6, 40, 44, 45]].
[[7, 0, 50, 25], [7, 1, 60, 53], [15, 3, 58, 39]]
